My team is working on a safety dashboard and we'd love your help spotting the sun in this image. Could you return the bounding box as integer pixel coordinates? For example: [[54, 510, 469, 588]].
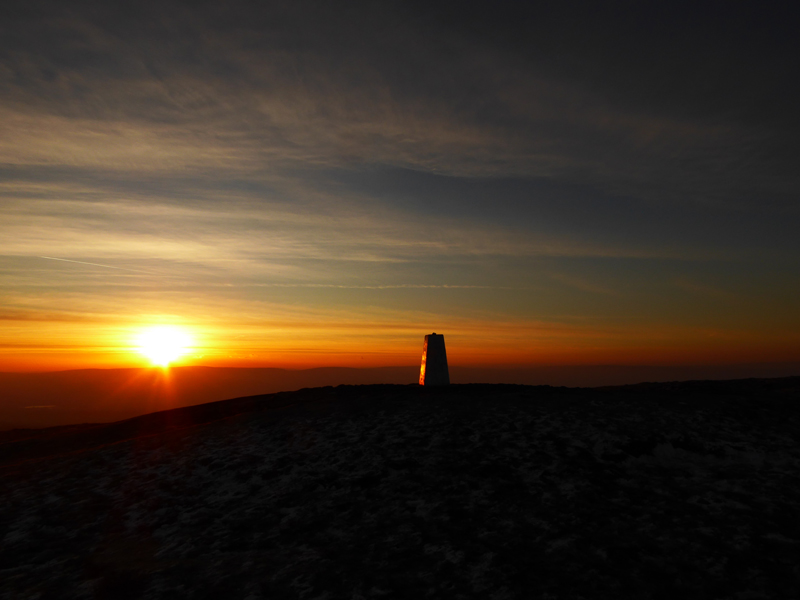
[[135, 325, 193, 367]]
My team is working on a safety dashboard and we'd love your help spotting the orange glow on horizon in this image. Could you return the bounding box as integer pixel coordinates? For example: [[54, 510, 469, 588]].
[[1, 313, 799, 372]]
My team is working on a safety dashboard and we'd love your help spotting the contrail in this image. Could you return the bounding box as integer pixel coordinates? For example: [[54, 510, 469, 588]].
[[39, 256, 143, 272], [229, 283, 529, 290]]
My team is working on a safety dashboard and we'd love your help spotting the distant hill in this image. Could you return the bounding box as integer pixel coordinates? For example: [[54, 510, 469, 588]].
[[0, 366, 418, 430], [1, 363, 798, 430], [0, 376, 798, 468]]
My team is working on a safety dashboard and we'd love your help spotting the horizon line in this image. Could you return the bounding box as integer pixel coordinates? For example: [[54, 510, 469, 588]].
[[2, 362, 800, 375]]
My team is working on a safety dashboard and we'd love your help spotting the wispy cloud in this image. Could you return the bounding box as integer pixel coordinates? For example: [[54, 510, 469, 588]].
[[0, 2, 794, 209], [0, 0, 797, 369]]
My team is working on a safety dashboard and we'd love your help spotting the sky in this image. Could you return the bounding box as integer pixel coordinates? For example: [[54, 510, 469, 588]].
[[1, 0, 799, 371]]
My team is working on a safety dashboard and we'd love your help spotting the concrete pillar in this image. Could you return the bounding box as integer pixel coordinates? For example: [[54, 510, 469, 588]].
[[419, 333, 450, 385]]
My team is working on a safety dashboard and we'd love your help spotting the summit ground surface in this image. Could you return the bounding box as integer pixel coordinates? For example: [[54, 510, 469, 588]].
[[1, 379, 799, 599]]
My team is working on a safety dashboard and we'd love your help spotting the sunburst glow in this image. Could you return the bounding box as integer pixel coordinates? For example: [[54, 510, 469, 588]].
[[135, 326, 193, 367]]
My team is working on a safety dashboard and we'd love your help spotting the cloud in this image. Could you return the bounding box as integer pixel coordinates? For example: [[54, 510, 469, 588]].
[[1, 0, 798, 369], [0, 0, 795, 211]]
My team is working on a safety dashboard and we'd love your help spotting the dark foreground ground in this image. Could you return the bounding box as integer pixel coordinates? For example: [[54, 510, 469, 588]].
[[1, 378, 799, 599]]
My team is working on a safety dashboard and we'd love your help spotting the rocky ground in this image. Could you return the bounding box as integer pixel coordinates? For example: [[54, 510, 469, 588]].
[[1, 379, 799, 599]]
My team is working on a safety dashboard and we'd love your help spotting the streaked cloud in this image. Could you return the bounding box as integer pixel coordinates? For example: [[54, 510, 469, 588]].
[[0, 0, 798, 370]]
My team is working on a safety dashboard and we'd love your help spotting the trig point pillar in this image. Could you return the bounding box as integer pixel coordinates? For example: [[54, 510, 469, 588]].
[[419, 333, 450, 385]]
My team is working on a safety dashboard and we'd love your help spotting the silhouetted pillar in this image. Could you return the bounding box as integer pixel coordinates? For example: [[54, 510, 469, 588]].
[[419, 333, 449, 385]]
